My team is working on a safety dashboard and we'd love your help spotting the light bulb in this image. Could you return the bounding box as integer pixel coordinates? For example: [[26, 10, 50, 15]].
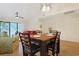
[[42, 5, 47, 12], [46, 6, 50, 11]]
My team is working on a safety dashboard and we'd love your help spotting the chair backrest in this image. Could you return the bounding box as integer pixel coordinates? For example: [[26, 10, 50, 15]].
[[19, 32, 32, 55], [56, 32, 61, 45], [52, 30, 58, 40]]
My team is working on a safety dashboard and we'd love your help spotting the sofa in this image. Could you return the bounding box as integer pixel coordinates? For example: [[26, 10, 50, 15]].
[[0, 32, 19, 54]]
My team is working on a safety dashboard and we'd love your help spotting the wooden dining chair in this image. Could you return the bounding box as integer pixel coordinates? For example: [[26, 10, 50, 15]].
[[47, 31, 61, 56], [19, 32, 40, 56]]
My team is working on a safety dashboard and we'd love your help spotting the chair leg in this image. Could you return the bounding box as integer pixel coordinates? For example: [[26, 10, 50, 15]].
[[23, 53, 28, 56], [25, 53, 28, 56], [54, 53, 58, 56], [56, 53, 58, 56], [30, 54, 34, 56], [52, 51, 59, 56], [52, 51, 55, 56], [30, 53, 35, 56], [51, 49, 55, 56]]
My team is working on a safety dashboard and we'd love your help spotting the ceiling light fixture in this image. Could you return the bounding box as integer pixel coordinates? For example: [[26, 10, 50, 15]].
[[15, 12, 24, 19], [41, 3, 52, 12]]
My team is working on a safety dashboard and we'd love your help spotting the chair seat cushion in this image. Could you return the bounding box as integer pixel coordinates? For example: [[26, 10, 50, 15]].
[[25, 44, 40, 53], [48, 41, 55, 48]]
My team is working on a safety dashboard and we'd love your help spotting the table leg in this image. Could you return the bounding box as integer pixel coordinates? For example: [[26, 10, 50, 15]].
[[40, 41, 48, 56]]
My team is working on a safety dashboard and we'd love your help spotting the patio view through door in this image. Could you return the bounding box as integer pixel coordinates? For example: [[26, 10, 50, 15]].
[[0, 21, 24, 37]]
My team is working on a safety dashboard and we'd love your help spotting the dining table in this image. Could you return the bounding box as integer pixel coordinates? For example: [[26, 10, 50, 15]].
[[30, 34, 56, 56]]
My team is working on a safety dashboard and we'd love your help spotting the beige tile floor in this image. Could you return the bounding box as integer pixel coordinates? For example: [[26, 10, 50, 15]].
[[0, 40, 79, 56]]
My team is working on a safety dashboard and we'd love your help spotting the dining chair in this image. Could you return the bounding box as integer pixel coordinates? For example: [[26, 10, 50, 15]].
[[47, 31, 61, 56], [19, 32, 40, 56]]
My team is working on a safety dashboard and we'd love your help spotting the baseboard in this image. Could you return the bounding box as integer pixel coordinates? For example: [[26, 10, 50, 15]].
[[60, 39, 79, 43]]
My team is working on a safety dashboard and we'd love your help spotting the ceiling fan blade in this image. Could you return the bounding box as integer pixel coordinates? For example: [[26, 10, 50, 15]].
[[15, 11, 24, 19]]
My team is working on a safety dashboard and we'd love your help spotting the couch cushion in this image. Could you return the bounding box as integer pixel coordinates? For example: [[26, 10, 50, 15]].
[[0, 32, 8, 37], [0, 36, 19, 54], [0, 37, 13, 53]]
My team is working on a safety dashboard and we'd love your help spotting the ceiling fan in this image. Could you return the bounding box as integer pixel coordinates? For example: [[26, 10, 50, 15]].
[[15, 12, 24, 19]]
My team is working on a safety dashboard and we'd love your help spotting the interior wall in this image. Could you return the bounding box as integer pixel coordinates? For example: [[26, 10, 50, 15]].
[[40, 13, 79, 42], [24, 18, 41, 31]]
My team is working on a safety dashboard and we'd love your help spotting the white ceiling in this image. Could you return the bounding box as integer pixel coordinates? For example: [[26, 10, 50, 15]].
[[0, 3, 79, 20], [0, 3, 42, 20]]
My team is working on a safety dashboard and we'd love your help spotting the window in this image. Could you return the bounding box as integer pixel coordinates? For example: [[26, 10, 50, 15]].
[[0, 22, 1, 33], [10, 23, 18, 37], [18, 23, 24, 32], [0, 22, 9, 36], [0, 21, 24, 37]]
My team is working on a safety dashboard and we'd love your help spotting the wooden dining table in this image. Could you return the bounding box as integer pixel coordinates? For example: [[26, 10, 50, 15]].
[[30, 34, 56, 56]]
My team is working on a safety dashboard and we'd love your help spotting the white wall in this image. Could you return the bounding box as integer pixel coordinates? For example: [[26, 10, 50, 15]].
[[24, 18, 41, 31], [40, 12, 79, 42]]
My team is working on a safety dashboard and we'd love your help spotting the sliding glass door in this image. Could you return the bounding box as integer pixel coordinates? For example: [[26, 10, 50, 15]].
[[0, 21, 24, 38], [18, 23, 24, 32], [10, 23, 18, 37], [0, 22, 1, 33], [0, 22, 9, 36]]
